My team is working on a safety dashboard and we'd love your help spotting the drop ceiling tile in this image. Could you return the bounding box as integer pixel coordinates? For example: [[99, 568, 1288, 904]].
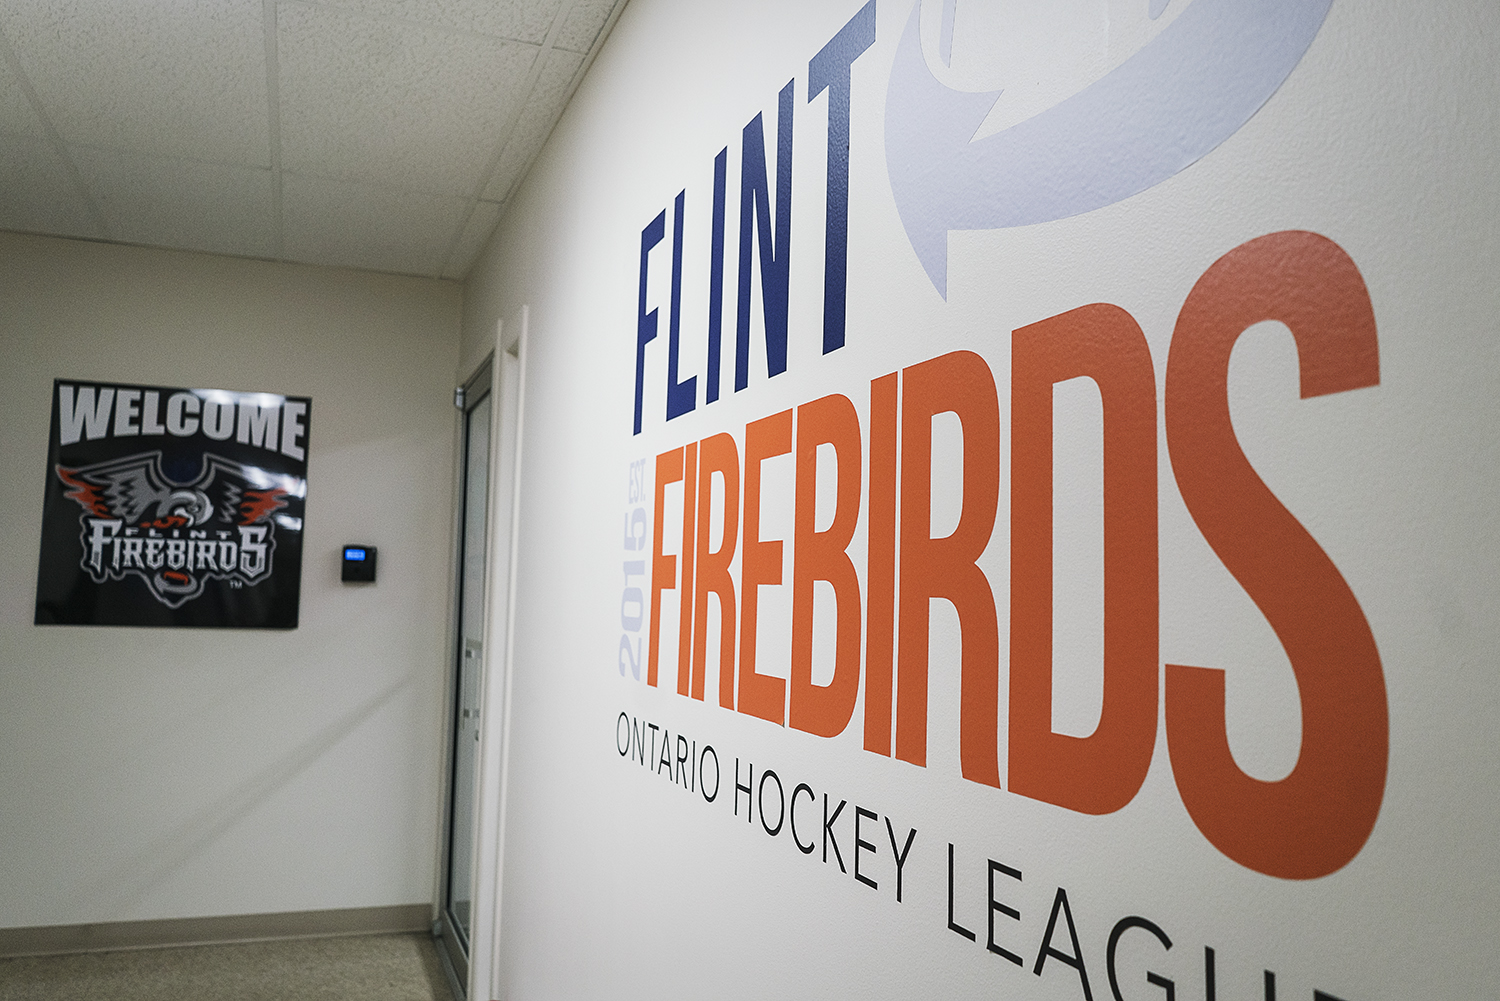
[[71, 147, 277, 259], [278, 2, 537, 197], [0, 44, 44, 138], [282, 171, 470, 276], [441, 198, 502, 279], [0, 0, 270, 166], [0, 134, 103, 239], [481, 48, 583, 203], [303, 0, 560, 45], [554, 0, 617, 54]]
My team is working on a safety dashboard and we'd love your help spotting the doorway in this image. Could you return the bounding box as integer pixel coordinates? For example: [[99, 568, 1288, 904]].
[[435, 323, 527, 1001], [436, 359, 492, 993]]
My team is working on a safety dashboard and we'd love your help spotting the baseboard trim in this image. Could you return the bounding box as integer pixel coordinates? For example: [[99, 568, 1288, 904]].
[[0, 903, 434, 958]]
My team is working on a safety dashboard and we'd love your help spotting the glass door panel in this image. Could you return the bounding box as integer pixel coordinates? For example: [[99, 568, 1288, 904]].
[[439, 381, 490, 993]]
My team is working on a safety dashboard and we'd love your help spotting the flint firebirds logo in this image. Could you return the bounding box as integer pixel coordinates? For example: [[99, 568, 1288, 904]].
[[55, 451, 290, 608]]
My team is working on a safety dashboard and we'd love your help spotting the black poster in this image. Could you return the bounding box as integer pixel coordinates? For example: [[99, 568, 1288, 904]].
[[34, 379, 310, 628]]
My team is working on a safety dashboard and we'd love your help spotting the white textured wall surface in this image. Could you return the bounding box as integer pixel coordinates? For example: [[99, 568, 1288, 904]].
[[0, 232, 460, 927], [464, 0, 1499, 998]]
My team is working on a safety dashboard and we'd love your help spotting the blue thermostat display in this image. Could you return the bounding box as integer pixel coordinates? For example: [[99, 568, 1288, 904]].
[[341, 545, 377, 583]]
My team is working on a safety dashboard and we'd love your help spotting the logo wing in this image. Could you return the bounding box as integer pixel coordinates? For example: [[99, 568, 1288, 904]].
[[57, 453, 173, 524], [195, 457, 290, 528]]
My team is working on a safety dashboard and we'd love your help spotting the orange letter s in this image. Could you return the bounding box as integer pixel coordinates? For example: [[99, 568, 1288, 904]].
[[1164, 231, 1387, 879]]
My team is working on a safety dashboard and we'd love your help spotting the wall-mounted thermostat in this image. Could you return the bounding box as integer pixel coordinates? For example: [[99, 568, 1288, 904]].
[[341, 546, 377, 583]]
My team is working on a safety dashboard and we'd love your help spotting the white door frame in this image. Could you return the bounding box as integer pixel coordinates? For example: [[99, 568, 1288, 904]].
[[466, 309, 527, 1001]]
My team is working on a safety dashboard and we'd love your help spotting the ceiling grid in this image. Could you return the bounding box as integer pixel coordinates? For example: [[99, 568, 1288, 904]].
[[0, 23, 112, 241], [263, 0, 285, 258], [0, 0, 625, 279], [439, 0, 576, 276]]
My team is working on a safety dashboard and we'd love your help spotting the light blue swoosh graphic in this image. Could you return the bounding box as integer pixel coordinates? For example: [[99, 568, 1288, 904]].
[[885, 0, 1333, 297]]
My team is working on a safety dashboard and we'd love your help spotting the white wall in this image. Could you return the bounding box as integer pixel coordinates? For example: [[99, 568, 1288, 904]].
[[464, 0, 1499, 999], [0, 232, 460, 928]]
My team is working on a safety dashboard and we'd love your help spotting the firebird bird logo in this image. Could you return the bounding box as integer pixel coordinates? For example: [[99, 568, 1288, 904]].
[[56, 451, 295, 609]]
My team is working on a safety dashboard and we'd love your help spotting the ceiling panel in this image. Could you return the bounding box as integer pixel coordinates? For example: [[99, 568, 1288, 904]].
[[442, 199, 504, 279], [282, 171, 471, 276], [0, 0, 623, 279], [0, 135, 103, 240], [0, 0, 270, 166], [0, 50, 44, 138], [278, 1, 537, 197], [482, 48, 584, 203], [307, 0, 561, 46], [555, 0, 617, 54], [73, 148, 278, 260]]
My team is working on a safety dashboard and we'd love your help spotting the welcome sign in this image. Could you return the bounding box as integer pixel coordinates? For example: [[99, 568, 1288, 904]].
[[586, 1, 1443, 999], [34, 379, 310, 628]]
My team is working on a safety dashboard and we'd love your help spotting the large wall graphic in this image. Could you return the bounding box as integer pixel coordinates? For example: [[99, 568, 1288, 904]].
[[618, 4, 1379, 996], [476, 0, 1500, 997]]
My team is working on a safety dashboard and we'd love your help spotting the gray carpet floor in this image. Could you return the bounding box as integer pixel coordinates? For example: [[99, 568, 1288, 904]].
[[0, 932, 454, 1001]]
